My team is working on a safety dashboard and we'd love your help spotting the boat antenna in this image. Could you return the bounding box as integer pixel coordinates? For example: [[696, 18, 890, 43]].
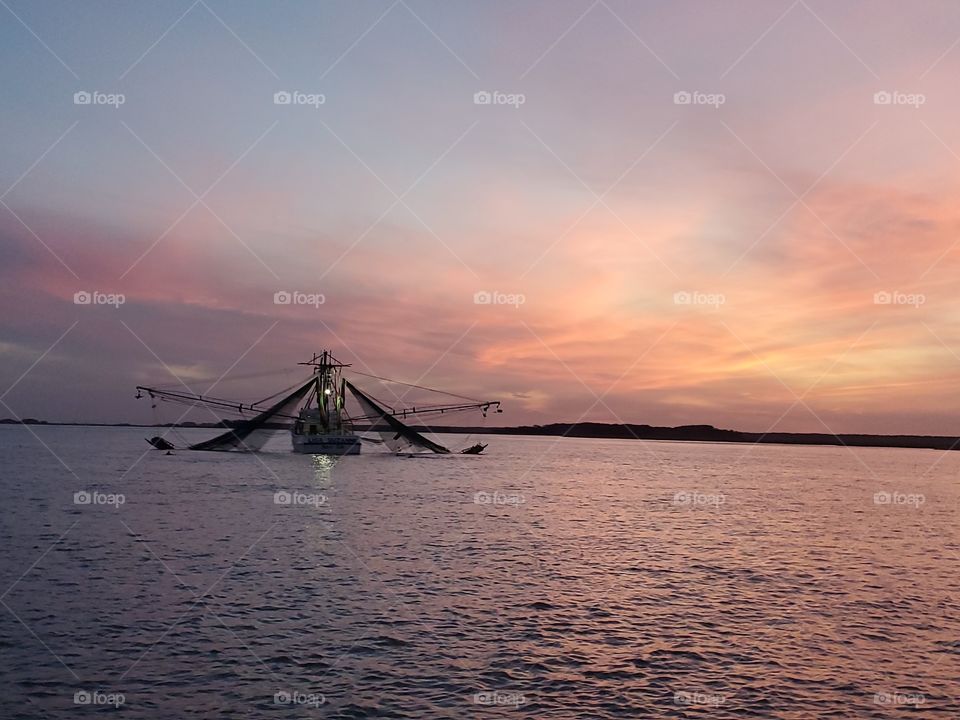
[[298, 351, 350, 370]]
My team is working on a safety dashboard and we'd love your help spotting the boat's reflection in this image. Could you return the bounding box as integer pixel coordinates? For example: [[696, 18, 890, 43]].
[[311, 453, 337, 487]]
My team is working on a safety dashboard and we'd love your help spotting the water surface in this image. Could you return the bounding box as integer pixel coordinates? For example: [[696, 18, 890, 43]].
[[0, 426, 957, 717]]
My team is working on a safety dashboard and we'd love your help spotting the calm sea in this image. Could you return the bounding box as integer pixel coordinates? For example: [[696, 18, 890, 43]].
[[0, 426, 957, 718]]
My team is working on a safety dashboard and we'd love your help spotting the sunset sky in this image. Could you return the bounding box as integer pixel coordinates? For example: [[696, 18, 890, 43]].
[[3, 0, 960, 433]]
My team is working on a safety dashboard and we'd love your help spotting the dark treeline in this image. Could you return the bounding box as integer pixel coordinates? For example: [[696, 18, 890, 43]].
[[418, 422, 960, 451]]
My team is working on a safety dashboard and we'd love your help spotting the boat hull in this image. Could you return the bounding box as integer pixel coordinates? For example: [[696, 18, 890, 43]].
[[291, 432, 361, 455]]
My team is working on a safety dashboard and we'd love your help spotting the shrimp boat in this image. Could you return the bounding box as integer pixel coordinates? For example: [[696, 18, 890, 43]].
[[291, 351, 361, 454], [135, 351, 501, 455]]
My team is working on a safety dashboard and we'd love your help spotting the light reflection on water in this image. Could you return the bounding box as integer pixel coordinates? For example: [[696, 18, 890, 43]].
[[0, 426, 958, 718]]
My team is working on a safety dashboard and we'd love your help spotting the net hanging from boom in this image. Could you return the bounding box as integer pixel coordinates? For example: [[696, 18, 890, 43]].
[[187, 378, 314, 452], [344, 380, 451, 454]]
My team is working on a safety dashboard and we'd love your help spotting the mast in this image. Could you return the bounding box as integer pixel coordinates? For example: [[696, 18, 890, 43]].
[[298, 351, 351, 432]]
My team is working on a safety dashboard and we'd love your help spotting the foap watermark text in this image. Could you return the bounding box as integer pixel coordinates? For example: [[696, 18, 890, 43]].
[[874, 491, 924, 508], [674, 291, 725, 309], [474, 90, 525, 108], [74, 490, 125, 508], [74, 290, 125, 308], [274, 690, 325, 707], [874, 291, 924, 307], [874, 91, 925, 108], [274, 490, 326, 507], [274, 291, 325, 307], [674, 690, 725, 707], [673, 491, 725, 508], [274, 91, 325, 108], [74, 91, 125, 107], [474, 290, 525, 307], [874, 691, 925, 707], [74, 690, 124, 707], [674, 91, 725, 107], [474, 491, 525, 507], [474, 690, 526, 707]]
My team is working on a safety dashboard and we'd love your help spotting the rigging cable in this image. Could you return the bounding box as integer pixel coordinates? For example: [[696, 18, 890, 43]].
[[346, 369, 483, 403]]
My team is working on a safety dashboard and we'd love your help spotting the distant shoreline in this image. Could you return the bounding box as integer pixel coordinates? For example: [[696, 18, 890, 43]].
[[3, 419, 959, 451], [440, 422, 960, 452]]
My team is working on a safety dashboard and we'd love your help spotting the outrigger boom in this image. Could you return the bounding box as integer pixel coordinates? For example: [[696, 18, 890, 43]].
[[135, 387, 291, 418]]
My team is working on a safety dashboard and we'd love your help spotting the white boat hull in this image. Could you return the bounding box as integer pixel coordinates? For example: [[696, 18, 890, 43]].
[[291, 432, 361, 455]]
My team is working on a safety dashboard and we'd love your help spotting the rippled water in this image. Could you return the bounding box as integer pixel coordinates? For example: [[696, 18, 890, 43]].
[[1, 426, 958, 717]]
